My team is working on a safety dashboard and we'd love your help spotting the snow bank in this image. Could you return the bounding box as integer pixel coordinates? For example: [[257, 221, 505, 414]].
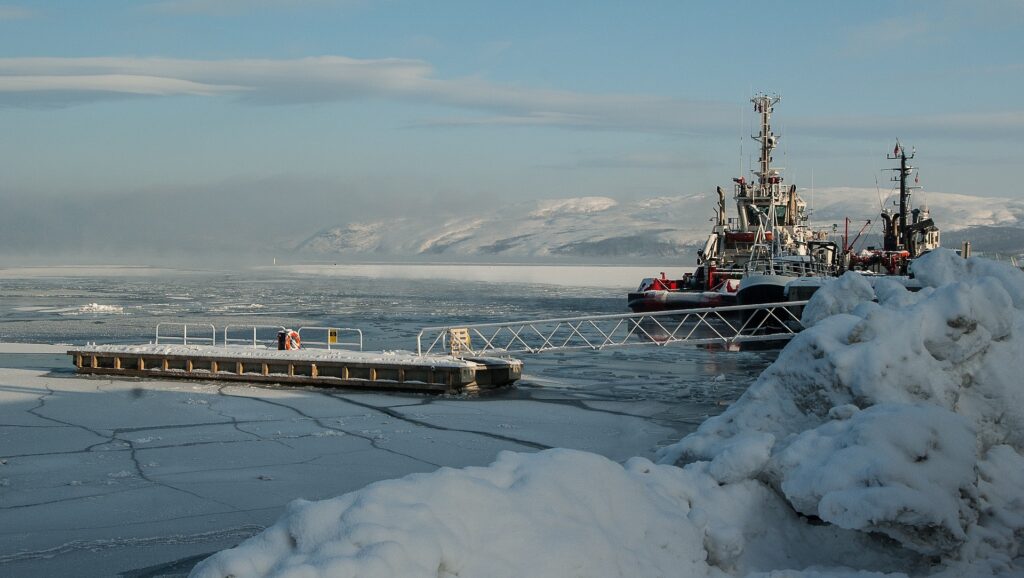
[[662, 249, 1024, 570], [191, 249, 1023, 577], [192, 449, 905, 578], [192, 450, 710, 578]]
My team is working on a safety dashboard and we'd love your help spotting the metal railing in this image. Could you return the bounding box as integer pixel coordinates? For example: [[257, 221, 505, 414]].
[[298, 326, 363, 351], [155, 323, 217, 346], [222, 325, 286, 349], [416, 301, 809, 356], [746, 258, 836, 277]]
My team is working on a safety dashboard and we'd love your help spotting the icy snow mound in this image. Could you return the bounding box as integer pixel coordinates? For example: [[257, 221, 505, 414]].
[[191, 450, 712, 578], [191, 449, 908, 578], [661, 248, 1024, 568]]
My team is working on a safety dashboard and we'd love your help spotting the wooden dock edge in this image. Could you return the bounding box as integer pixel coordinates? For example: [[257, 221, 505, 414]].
[[67, 350, 521, 394]]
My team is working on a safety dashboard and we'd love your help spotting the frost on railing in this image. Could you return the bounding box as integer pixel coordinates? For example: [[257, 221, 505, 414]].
[[416, 301, 809, 356]]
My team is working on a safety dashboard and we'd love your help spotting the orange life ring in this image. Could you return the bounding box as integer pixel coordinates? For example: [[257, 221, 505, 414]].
[[285, 330, 301, 350]]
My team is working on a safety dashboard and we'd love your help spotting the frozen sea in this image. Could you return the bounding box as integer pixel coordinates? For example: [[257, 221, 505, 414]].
[[0, 264, 774, 577]]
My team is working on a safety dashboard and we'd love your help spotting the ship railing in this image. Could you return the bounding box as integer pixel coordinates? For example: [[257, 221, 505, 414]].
[[745, 258, 836, 277], [222, 325, 287, 349], [416, 301, 810, 356], [298, 326, 363, 351], [155, 323, 217, 346]]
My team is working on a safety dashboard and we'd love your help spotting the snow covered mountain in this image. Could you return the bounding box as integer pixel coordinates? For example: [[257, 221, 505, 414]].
[[294, 189, 1024, 260]]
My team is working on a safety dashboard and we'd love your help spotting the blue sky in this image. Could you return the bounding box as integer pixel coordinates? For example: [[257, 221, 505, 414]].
[[0, 0, 1022, 256]]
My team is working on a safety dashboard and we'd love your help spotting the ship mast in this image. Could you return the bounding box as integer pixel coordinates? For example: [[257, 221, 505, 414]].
[[753, 93, 781, 209], [887, 141, 917, 250]]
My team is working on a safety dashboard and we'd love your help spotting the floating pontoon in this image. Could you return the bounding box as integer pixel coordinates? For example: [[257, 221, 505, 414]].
[[68, 323, 521, 394]]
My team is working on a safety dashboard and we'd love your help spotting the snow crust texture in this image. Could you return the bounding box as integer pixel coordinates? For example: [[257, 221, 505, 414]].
[[191, 249, 1023, 578]]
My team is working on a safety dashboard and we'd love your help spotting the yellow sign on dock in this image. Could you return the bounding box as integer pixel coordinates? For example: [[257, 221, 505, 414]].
[[449, 327, 472, 356]]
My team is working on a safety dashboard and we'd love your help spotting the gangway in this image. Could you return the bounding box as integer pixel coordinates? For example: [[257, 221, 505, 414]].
[[416, 301, 809, 356]]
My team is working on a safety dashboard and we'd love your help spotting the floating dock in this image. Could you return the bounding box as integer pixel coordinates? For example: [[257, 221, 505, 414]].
[[68, 344, 521, 394]]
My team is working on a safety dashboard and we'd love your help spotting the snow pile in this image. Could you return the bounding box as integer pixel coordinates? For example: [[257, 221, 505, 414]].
[[192, 449, 901, 578], [191, 249, 1023, 577], [192, 450, 709, 577], [662, 248, 1024, 571]]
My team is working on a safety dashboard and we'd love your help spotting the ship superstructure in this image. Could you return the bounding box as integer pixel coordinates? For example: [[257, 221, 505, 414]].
[[629, 94, 836, 312], [846, 143, 940, 274]]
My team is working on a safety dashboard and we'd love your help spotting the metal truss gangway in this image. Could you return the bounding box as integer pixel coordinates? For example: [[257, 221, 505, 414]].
[[416, 301, 810, 356]]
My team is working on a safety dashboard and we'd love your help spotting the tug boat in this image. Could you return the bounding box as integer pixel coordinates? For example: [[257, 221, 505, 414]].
[[845, 143, 941, 274], [785, 142, 942, 301], [628, 94, 838, 313]]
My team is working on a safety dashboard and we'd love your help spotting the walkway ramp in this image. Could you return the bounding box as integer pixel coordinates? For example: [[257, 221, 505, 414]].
[[417, 301, 808, 356]]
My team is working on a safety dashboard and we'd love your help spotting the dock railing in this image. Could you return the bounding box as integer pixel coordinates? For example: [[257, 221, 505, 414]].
[[298, 326, 364, 351], [155, 323, 217, 346], [223, 325, 286, 349], [416, 301, 809, 356]]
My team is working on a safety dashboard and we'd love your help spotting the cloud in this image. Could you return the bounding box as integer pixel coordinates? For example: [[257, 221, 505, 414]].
[[941, 0, 1024, 28], [0, 4, 34, 20], [146, 0, 356, 15], [0, 56, 738, 134], [1, 56, 1020, 139], [541, 151, 720, 171], [840, 1, 1024, 57], [0, 73, 239, 96], [840, 15, 936, 56], [790, 111, 1024, 140]]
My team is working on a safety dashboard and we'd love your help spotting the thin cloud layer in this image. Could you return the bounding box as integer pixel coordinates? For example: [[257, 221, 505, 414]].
[[0, 56, 1020, 138], [0, 5, 34, 20], [147, 0, 352, 15], [0, 56, 737, 134], [791, 111, 1024, 139]]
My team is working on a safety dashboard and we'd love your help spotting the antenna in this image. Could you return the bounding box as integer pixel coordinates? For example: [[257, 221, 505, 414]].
[[738, 100, 744, 178], [874, 174, 884, 212]]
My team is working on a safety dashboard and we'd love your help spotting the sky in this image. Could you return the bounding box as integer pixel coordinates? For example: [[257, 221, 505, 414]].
[[0, 0, 1022, 261]]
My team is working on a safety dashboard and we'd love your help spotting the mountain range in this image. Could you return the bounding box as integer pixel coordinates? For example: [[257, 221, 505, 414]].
[[293, 188, 1024, 261]]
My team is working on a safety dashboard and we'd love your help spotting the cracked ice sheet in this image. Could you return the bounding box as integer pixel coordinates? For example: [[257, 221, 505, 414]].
[[0, 367, 674, 577], [383, 398, 676, 462]]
